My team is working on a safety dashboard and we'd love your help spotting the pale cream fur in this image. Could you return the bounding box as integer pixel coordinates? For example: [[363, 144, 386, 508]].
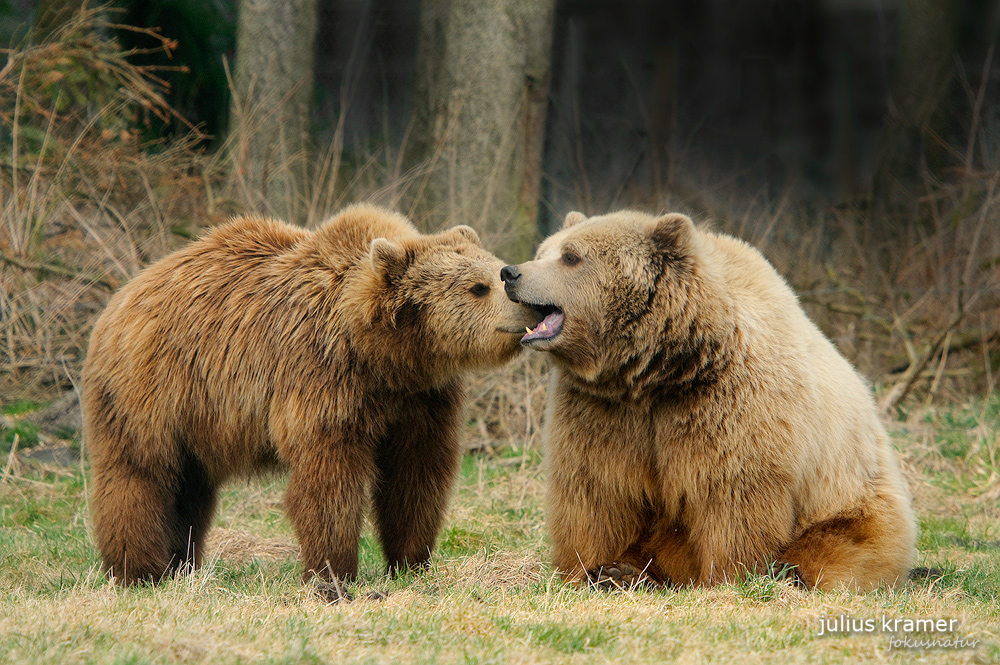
[[505, 209, 916, 590]]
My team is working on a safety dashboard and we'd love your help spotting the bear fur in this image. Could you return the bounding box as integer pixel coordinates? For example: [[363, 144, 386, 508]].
[[501, 209, 916, 591], [83, 203, 540, 591]]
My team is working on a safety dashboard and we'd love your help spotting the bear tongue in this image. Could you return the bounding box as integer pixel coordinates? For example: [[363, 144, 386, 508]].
[[522, 310, 565, 342]]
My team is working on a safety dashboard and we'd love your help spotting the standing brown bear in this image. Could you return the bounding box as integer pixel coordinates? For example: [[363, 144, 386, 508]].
[[501, 209, 916, 591], [83, 204, 540, 595]]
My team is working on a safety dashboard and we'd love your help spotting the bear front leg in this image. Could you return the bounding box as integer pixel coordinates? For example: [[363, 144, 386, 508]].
[[372, 385, 464, 576], [685, 481, 797, 587], [284, 436, 375, 591], [547, 464, 651, 585], [545, 390, 659, 586]]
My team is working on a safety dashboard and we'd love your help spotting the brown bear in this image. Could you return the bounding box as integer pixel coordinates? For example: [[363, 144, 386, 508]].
[[500, 209, 916, 591], [83, 203, 541, 596]]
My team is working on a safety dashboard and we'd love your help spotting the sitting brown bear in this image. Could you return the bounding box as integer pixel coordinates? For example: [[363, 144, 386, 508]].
[[501, 209, 916, 591], [83, 204, 540, 596]]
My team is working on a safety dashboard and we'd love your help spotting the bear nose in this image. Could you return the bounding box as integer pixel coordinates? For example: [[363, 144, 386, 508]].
[[500, 265, 521, 286]]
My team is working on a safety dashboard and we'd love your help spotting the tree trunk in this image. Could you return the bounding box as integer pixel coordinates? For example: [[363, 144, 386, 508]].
[[871, 0, 963, 237], [407, 0, 555, 261], [229, 0, 318, 223]]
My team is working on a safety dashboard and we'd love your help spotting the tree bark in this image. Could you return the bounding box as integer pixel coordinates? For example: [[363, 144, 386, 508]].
[[407, 0, 555, 261], [229, 0, 318, 223], [871, 0, 964, 235]]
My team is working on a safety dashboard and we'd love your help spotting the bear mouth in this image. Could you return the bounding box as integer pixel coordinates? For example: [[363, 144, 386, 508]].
[[520, 303, 564, 343]]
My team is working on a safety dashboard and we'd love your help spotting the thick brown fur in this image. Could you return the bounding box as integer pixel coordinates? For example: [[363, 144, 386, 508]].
[[83, 203, 540, 588], [503, 209, 916, 591]]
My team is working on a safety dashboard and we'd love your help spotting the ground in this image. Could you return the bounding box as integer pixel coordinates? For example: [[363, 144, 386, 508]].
[[0, 358, 998, 664]]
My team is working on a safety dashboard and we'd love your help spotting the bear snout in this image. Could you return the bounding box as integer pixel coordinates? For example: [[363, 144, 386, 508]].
[[500, 265, 521, 300], [500, 265, 521, 285]]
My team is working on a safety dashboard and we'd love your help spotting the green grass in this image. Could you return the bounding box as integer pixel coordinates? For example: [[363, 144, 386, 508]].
[[2, 400, 47, 417], [1, 400, 49, 451], [2, 420, 42, 451], [1, 399, 999, 663]]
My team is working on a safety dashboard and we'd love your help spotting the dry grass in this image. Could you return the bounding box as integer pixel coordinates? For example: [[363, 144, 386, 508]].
[[1, 363, 999, 665], [1, 396, 999, 663], [2, 582, 990, 665], [0, 9, 217, 397]]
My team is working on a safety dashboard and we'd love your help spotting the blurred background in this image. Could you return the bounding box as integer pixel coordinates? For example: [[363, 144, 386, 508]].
[[1, 0, 998, 416]]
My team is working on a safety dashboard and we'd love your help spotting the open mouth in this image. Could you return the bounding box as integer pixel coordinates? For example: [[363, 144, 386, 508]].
[[521, 303, 564, 343]]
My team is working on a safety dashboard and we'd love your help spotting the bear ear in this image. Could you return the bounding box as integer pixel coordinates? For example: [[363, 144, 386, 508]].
[[651, 213, 695, 257], [563, 211, 587, 229], [370, 237, 410, 283], [443, 224, 481, 246]]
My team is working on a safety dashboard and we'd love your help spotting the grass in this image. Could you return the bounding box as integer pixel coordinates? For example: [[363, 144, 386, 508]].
[[1, 392, 999, 664]]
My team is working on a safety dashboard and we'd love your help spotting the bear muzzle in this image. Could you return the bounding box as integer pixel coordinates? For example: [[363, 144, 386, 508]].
[[499, 264, 565, 344]]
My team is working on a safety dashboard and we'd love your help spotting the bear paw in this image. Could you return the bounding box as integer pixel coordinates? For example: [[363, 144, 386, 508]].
[[310, 576, 354, 604], [908, 566, 945, 582], [769, 561, 808, 589], [585, 562, 654, 591]]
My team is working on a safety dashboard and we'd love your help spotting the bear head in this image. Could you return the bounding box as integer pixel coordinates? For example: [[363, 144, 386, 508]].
[[500, 209, 709, 384], [349, 224, 544, 376]]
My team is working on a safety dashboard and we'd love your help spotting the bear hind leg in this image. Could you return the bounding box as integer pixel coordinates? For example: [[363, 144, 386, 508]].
[[777, 482, 915, 591], [91, 465, 176, 585]]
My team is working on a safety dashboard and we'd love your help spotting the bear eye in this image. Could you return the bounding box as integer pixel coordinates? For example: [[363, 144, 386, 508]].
[[469, 283, 491, 298], [561, 251, 581, 267]]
